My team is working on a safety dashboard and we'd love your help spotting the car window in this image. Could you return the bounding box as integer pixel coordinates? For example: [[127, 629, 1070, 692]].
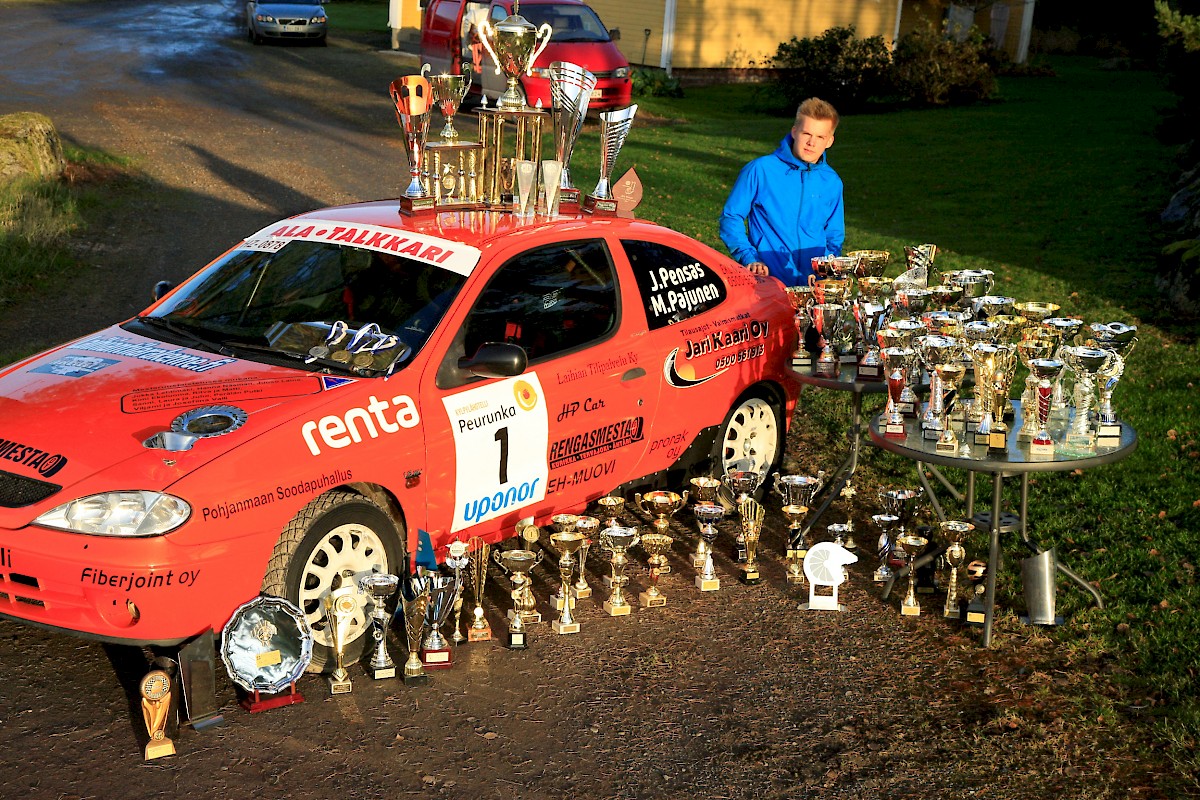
[[621, 239, 728, 330], [520, 3, 610, 41], [489, 4, 508, 23], [459, 238, 618, 364]]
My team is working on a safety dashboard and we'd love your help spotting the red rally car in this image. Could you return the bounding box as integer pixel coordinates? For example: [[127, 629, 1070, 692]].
[[0, 203, 800, 670]]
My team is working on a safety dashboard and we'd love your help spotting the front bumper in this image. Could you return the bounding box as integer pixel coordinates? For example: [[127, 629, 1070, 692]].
[[256, 20, 327, 39], [522, 76, 633, 111]]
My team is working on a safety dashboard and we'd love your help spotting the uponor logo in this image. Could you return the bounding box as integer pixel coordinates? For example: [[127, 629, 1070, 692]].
[[301, 394, 420, 455]]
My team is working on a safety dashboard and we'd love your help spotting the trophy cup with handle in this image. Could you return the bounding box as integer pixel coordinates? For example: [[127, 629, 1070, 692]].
[[810, 303, 846, 377], [775, 472, 823, 582], [1089, 322, 1137, 446], [897, 533, 929, 616], [548, 515, 578, 609], [600, 525, 640, 616], [1040, 317, 1085, 412], [638, 532, 674, 607], [572, 515, 599, 599], [692, 502, 724, 591], [687, 477, 720, 567], [477, 8, 552, 111], [1016, 334, 1057, 441], [632, 491, 684, 575], [389, 73, 434, 212], [430, 64, 473, 141], [584, 104, 638, 215], [548, 530, 585, 634], [359, 572, 400, 680], [548, 60, 596, 207], [444, 540, 470, 645], [1060, 344, 1113, 454], [786, 285, 817, 366], [595, 494, 624, 528], [881, 346, 917, 439], [871, 513, 900, 583], [940, 521, 974, 618], [1028, 358, 1066, 457], [420, 571, 459, 669], [466, 536, 493, 642], [853, 300, 889, 380], [847, 249, 891, 278], [493, 547, 544, 649]]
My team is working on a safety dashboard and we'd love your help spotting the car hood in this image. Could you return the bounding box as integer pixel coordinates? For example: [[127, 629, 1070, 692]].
[[536, 41, 626, 72], [256, 2, 324, 16], [0, 326, 355, 497]]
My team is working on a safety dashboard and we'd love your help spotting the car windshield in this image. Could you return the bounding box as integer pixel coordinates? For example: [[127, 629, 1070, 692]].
[[129, 240, 466, 376], [522, 4, 610, 42]]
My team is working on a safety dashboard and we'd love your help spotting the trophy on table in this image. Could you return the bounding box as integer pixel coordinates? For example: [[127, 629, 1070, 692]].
[[638, 532, 674, 607], [584, 104, 638, 215], [140, 669, 176, 760], [466, 536, 493, 642], [897, 533, 929, 616], [493, 546, 544, 649], [934, 355, 969, 455], [809, 276, 852, 305], [724, 470, 763, 562], [810, 303, 846, 377], [692, 501, 725, 591], [812, 255, 861, 279], [477, 8, 553, 111], [853, 300, 889, 380], [1016, 334, 1057, 441], [599, 525, 640, 615], [419, 570, 460, 669], [893, 287, 934, 320], [982, 344, 1019, 451], [871, 513, 901, 583], [1089, 322, 1137, 446], [968, 343, 1007, 442], [969, 294, 1015, 322], [323, 581, 361, 694], [856, 275, 894, 304], [738, 498, 765, 585], [572, 515, 600, 598], [687, 477, 721, 567], [400, 577, 431, 684], [1027, 358, 1066, 457], [1013, 301, 1060, 324], [786, 286, 817, 366], [948, 269, 994, 306], [846, 249, 891, 278], [548, 514, 579, 610], [1040, 317, 1085, 411], [548, 61, 596, 208], [940, 521, 974, 618], [929, 283, 966, 311], [359, 572, 400, 680], [914, 334, 963, 440], [881, 346, 917, 439], [430, 65, 473, 141], [548, 529, 585, 634], [1060, 344, 1114, 454], [389, 73, 434, 213], [774, 472, 823, 583]]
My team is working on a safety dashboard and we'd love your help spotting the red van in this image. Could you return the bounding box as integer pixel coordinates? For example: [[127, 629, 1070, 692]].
[[420, 0, 632, 111]]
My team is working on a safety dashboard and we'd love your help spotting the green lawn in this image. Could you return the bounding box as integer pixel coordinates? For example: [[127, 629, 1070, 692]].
[[577, 57, 1198, 785]]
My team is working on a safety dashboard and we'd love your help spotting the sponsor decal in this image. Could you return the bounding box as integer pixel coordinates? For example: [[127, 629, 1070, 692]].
[[301, 395, 420, 456], [122, 376, 324, 413], [0, 437, 68, 478], [200, 468, 354, 521], [645, 264, 724, 327], [320, 376, 356, 391], [555, 396, 606, 423], [665, 319, 772, 389], [548, 417, 644, 469], [242, 221, 482, 276], [81, 566, 201, 589], [648, 430, 690, 461], [73, 335, 236, 373], [556, 366, 588, 385], [547, 458, 617, 494], [513, 380, 538, 412], [1, 546, 10, 569], [663, 348, 726, 389], [30, 355, 119, 378]]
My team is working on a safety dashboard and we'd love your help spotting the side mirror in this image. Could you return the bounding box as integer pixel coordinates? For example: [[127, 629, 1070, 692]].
[[153, 281, 175, 301], [458, 342, 528, 378], [608, 27, 620, 41]]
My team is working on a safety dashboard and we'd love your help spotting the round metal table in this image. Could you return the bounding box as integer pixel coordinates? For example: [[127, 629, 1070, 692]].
[[867, 399, 1138, 646]]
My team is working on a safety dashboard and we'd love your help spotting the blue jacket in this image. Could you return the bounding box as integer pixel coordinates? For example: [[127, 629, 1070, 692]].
[[719, 133, 844, 286]]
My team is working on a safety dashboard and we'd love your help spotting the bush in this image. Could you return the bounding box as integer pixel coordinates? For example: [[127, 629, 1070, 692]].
[[630, 68, 682, 98], [768, 26, 893, 113], [892, 24, 997, 106]]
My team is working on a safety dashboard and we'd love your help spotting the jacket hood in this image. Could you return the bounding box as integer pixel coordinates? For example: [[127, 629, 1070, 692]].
[[773, 134, 831, 171]]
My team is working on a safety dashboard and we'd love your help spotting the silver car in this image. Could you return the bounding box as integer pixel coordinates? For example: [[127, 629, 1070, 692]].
[[247, 0, 328, 45]]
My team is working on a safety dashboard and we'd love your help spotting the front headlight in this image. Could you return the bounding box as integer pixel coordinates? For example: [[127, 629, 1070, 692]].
[[256, 13, 275, 22], [613, 66, 630, 79], [35, 492, 191, 537], [312, 15, 326, 23]]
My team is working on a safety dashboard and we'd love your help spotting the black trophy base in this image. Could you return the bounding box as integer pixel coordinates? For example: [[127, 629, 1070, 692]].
[[582, 194, 618, 216], [856, 364, 883, 381], [402, 670, 430, 686], [739, 568, 762, 585], [506, 628, 528, 650]]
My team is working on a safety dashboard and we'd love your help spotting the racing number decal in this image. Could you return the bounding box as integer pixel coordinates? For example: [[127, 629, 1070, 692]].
[[443, 375, 549, 533]]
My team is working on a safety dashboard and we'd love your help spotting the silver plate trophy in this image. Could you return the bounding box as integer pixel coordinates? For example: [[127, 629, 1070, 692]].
[[220, 595, 313, 712], [548, 60, 597, 205], [584, 104, 638, 215]]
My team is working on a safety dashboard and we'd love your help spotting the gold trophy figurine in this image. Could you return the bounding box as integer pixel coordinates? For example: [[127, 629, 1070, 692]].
[[738, 498, 765, 585], [940, 521, 974, 618], [140, 669, 176, 760], [572, 515, 599, 599], [600, 526, 640, 616], [466, 536, 493, 642], [638, 532, 674, 607], [897, 534, 929, 616], [324, 584, 360, 694], [781, 504, 809, 585]]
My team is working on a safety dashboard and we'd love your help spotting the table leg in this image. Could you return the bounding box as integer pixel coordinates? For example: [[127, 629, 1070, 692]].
[[915, 465, 948, 524], [966, 471, 975, 521], [983, 472, 1003, 647]]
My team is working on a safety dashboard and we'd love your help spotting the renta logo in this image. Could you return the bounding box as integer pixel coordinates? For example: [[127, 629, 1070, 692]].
[[302, 394, 420, 455]]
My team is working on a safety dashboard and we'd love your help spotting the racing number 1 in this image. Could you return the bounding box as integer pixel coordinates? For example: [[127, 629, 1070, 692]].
[[495, 426, 509, 484]]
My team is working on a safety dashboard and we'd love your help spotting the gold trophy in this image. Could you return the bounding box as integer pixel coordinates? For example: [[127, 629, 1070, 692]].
[[600, 525, 640, 615], [1015, 334, 1057, 441], [324, 583, 360, 694], [881, 346, 917, 439], [968, 342, 1007, 442], [913, 334, 960, 439], [548, 530, 585, 634], [1060, 344, 1113, 454], [584, 104, 638, 215], [738, 498, 765, 585], [493, 547, 544, 649], [687, 477, 721, 567], [940, 521, 974, 618], [595, 494, 625, 528], [724, 469, 763, 562], [548, 514, 579, 610], [1013, 301, 1060, 324], [401, 581, 430, 684], [359, 572, 400, 679], [140, 669, 176, 760], [430, 64, 473, 141], [773, 472, 823, 581], [389, 73, 434, 214], [633, 490, 684, 574], [477, 6, 553, 111], [638, 532, 674, 607], [1089, 322, 1137, 446], [810, 302, 846, 377], [846, 249, 891, 278], [466, 536, 493, 642], [933, 357, 968, 454], [572, 515, 599, 599], [897, 533, 929, 616], [786, 285, 817, 365], [692, 502, 724, 591]]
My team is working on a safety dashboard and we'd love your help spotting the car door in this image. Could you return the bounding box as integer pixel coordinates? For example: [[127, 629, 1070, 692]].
[[419, 235, 652, 548]]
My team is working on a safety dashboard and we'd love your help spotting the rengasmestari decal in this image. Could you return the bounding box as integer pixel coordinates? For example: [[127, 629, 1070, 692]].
[[548, 417, 644, 468], [0, 437, 68, 477], [72, 335, 237, 373]]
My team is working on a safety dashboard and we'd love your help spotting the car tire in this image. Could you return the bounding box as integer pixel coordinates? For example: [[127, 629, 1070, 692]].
[[261, 491, 404, 674], [710, 392, 784, 483]]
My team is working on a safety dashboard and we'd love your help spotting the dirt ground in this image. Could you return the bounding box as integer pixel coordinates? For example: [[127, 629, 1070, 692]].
[[0, 2, 1184, 798]]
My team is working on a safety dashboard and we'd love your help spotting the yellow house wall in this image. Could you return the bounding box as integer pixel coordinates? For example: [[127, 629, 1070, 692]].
[[590, 0, 669, 67]]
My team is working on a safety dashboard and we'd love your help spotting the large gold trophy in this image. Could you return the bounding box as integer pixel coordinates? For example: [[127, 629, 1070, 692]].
[[638, 533, 674, 607], [323, 583, 360, 694], [477, 3, 553, 111], [548, 529, 585, 634], [738, 498, 765, 585]]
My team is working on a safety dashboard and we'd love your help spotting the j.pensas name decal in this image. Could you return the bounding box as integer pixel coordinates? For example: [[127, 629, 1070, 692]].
[[646, 262, 723, 326], [548, 417, 644, 469], [72, 335, 236, 373], [0, 437, 68, 478], [301, 394, 420, 455]]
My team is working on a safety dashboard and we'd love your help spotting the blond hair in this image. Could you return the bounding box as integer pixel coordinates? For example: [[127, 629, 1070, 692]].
[[795, 97, 840, 132]]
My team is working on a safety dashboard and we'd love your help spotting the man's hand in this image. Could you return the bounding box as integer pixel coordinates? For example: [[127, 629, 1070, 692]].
[[747, 262, 769, 277]]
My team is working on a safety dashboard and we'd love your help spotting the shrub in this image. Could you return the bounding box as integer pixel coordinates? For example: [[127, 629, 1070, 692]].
[[892, 23, 997, 106], [768, 26, 893, 113], [630, 68, 682, 98]]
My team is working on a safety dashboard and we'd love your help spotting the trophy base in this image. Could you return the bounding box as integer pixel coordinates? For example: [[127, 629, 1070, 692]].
[[935, 439, 958, 453], [973, 430, 993, 446], [639, 591, 667, 608], [922, 427, 941, 441], [398, 196, 437, 216], [885, 423, 908, 440], [582, 195, 618, 216], [856, 364, 883, 381], [144, 738, 176, 761], [658, 564, 671, 574], [792, 356, 812, 368], [695, 576, 721, 592], [739, 568, 762, 585], [1028, 440, 1055, 457], [420, 647, 453, 669], [559, 187, 581, 208], [552, 619, 580, 635], [328, 675, 353, 695], [370, 665, 397, 680], [1098, 422, 1121, 439], [1016, 428, 1035, 442], [732, 543, 748, 563], [917, 585, 937, 596], [966, 609, 986, 625], [551, 593, 571, 611], [467, 625, 493, 642], [603, 600, 632, 616], [839, 353, 858, 364], [988, 430, 1008, 451], [505, 629, 528, 650], [403, 669, 430, 686], [897, 402, 916, 416], [509, 609, 542, 625], [944, 603, 961, 619], [799, 599, 846, 612], [900, 603, 921, 616], [873, 567, 892, 583], [812, 360, 840, 378], [786, 572, 807, 586], [570, 585, 592, 600], [1097, 434, 1121, 449]]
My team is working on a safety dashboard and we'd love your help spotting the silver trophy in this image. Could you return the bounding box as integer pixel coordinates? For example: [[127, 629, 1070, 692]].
[[548, 61, 596, 205], [444, 541, 470, 645], [1089, 322, 1137, 443], [585, 104, 638, 214], [418, 570, 460, 668], [359, 572, 400, 680]]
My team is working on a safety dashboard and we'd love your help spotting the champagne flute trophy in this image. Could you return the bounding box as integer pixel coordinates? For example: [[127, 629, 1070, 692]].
[[389, 73, 434, 214], [633, 490, 685, 575], [940, 521, 974, 618], [401, 576, 431, 685], [600, 526, 640, 616], [445, 540, 470, 645], [466, 536, 493, 642], [583, 104, 638, 215], [638, 532, 674, 608], [724, 470, 763, 562], [687, 477, 721, 567], [548, 529, 585, 634], [897, 532, 929, 616], [548, 514, 579, 610], [692, 502, 725, 591], [738, 498, 765, 585], [572, 515, 600, 599], [548, 61, 596, 209], [359, 572, 401, 680]]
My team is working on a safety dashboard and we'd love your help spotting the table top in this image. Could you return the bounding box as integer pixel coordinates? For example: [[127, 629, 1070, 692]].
[[792, 361, 890, 394], [868, 399, 1138, 474]]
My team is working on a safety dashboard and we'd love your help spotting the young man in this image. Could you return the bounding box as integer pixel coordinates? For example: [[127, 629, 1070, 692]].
[[719, 97, 845, 286]]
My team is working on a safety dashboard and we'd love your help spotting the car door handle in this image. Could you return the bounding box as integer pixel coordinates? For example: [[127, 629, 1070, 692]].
[[621, 367, 646, 381]]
